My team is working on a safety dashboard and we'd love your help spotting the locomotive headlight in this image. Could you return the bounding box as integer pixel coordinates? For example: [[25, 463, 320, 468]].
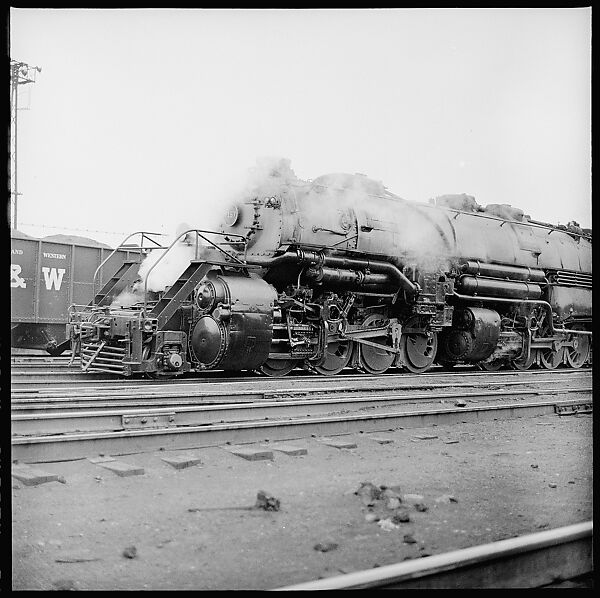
[[143, 321, 153, 332], [196, 281, 216, 311]]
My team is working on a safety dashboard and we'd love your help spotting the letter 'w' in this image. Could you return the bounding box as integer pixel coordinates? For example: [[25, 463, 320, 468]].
[[42, 267, 66, 291]]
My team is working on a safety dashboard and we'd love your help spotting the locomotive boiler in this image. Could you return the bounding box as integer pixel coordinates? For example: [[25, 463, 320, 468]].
[[67, 161, 592, 377]]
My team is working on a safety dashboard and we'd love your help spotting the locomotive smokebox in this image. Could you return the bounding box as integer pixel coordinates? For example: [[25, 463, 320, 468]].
[[220, 196, 284, 255], [191, 316, 225, 365]]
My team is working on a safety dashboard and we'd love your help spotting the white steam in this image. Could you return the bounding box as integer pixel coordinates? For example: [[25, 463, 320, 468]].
[[109, 288, 145, 308], [296, 171, 456, 274], [136, 240, 197, 293], [109, 233, 198, 308], [226, 156, 302, 205], [108, 157, 300, 309]]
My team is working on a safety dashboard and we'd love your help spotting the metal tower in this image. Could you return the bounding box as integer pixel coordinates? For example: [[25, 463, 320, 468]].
[[10, 60, 42, 230]]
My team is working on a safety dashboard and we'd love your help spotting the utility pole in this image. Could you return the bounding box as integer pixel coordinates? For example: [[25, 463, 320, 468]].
[[10, 60, 41, 230]]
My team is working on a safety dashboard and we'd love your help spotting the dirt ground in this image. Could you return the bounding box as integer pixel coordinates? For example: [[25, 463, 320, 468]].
[[11, 412, 592, 590]]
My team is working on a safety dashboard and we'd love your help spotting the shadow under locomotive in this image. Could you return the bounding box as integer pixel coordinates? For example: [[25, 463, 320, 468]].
[[66, 173, 592, 378]]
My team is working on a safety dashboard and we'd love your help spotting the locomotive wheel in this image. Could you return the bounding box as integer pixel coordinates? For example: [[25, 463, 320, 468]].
[[399, 332, 438, 373], [259, 358, 300, 377], [565, 330, 591, 369], [540, 347, 565, 369], [314, 340, 353, 376], [46, 345, 65, 357], [357, 314, 395, 375], [146, 371, 178, 380], [510, 349, 536, 371], [479, 359, 505, 372]]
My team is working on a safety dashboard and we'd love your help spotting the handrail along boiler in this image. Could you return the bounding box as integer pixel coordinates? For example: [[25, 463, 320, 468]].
[[67, 173, 592, 376]]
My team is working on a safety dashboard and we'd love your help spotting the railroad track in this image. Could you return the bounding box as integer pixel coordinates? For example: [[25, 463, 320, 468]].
[[11, 355, 593, 463], [10, 364, 592, 392], [11, 379, 592, 462], [10, 372, 592, 409], [272, 521, 593, 589], [10, 354, 592, 380]]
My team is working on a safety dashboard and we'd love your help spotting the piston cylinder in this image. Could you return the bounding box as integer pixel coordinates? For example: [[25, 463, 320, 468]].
[[483, 331, 524, 363], [439, 307, 501, 363]]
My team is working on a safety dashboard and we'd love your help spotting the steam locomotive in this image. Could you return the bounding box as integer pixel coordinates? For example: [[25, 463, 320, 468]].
[[67, 163, 592, 377]]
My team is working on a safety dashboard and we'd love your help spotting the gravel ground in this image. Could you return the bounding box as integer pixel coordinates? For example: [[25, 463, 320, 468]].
[[11, 412, 592, 590]]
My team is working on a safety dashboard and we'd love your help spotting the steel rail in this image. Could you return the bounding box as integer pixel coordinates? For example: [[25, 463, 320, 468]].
[[10, 374, 592, 403], [11, 363, 592, 386], [272, 521, 593, 590], [11, 396, 592, 463], [10, 361, 591, 377], [10, 389, 592, 438], [10, 387, 592, 430], [11, 368, 592, 388]]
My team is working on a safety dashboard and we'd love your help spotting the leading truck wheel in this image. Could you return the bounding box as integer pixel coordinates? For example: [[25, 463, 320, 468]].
[[399, 332, 438, 373], [510, 349, 536, 371], [259, 358, 300, 377], [479, 359, 505, 371], [46, 346, 65, 357]]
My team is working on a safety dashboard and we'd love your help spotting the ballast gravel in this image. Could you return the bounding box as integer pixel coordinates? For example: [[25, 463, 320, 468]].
[[11, 413, 592, 590]]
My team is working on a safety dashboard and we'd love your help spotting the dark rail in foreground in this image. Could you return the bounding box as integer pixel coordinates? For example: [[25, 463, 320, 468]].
[[272, 521, 593, 589]]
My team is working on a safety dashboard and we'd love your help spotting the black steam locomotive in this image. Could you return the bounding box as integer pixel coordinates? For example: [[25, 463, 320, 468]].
[[67, 164, 592, 377]]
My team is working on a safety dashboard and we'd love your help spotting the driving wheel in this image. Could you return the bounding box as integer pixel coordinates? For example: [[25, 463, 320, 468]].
[[479, 358, 505, 371], [565, 329, 590, 368], [399, 330, 438, 373], [259, 358, 301, 377], [540, 347, 564, 369], [510, 349, 536, 370], [357, 314, 395, 375], [314, 340, 353, 375]]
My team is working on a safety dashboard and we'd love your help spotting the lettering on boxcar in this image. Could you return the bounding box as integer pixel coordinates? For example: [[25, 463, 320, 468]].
[[41, 266, 66, 291], [10, 264, 27, 288], [43, 252, 67, 259]]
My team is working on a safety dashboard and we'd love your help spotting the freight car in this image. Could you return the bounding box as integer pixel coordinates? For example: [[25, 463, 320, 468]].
[[67, 163, 592, 376], [10, 230, 141, 355]]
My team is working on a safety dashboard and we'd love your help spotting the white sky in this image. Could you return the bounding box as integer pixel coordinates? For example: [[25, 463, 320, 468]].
[[10, 8, 592, 246]]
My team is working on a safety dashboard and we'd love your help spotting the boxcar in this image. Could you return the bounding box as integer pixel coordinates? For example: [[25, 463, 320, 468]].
[[10, 230, 139, 354]]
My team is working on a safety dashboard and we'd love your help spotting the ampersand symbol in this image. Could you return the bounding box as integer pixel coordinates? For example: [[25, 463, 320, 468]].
[[10, 264, 27, 288]]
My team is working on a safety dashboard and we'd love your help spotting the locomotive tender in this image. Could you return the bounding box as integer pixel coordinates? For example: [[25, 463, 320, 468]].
[[67, 163, 592, 377]]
